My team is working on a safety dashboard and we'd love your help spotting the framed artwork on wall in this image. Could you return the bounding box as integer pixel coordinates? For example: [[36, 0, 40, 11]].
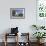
[[10, 8, 25, 19]]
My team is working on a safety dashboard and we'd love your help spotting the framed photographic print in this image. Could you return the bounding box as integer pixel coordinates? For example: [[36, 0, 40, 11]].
[[10, 8, 25, 19]]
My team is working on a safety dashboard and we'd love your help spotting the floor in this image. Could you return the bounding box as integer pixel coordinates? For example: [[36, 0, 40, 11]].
[[0, 42, 46, 46]]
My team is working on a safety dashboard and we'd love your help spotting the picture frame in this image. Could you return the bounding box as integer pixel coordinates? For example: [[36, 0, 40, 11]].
[[10, 8, 25, 19]]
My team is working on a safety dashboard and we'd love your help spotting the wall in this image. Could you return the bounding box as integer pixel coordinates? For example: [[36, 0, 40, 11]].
[[0, 0, 36, 42]]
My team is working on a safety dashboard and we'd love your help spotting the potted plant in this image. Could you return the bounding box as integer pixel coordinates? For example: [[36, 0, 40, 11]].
[[33, 32, 46, 43], [40, 26, 45, 29], [32, 25, 39, 30], [32, 24, 45, 30]]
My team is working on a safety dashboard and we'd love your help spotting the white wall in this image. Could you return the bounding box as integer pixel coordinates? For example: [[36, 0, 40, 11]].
[[0, 0, 36, 42]]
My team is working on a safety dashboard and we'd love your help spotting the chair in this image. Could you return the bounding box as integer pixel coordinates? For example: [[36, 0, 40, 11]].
[[4, 33, 18, 46], [4, 27, 19, 46], [18, 33, 30, 46]]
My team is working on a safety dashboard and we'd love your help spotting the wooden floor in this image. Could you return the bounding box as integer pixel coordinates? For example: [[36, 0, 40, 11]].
[[0, 42, 46, 46]]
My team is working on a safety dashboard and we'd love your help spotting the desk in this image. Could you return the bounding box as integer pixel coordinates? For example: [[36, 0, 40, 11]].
[[4, 33, 18, 46]]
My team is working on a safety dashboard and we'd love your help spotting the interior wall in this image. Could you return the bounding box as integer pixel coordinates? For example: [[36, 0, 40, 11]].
[[0, 0, 36, 34], [0, 0, 36, 42]]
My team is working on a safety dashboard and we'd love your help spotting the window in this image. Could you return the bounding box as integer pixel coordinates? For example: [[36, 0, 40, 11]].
[[37, 0, 46, 18]]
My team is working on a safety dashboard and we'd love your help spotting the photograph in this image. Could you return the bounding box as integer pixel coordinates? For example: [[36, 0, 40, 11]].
[[10, 8, 25, 19]]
